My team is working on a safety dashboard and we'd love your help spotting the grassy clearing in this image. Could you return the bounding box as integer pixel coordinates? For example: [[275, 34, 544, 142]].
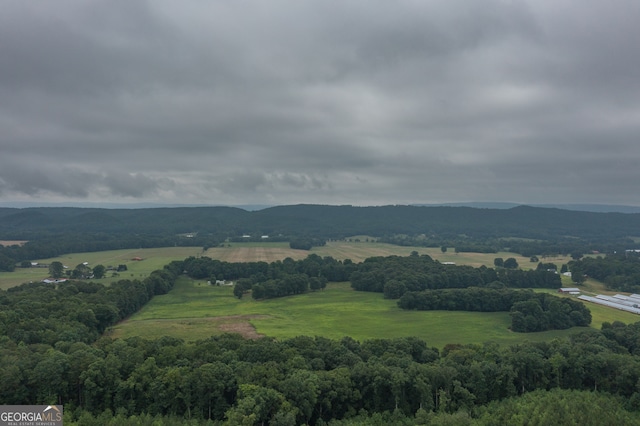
[[112, 278, 599, 349]]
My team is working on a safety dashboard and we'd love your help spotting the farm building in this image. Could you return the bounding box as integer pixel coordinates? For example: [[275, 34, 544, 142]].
[[209, 279, 233, 286], [579, 294, 640, 315], [558, 287, 581, 294], [43, 278, 68, 284]]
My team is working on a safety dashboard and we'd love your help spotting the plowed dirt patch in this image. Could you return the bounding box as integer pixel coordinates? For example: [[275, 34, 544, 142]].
[[217, 315, 269, 339]]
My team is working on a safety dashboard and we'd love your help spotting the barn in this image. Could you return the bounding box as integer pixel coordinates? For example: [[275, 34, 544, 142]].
[[558, 287, 581, 294]]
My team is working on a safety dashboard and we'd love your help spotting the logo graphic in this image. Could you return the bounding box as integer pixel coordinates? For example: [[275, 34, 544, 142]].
[[0, 405, 63, 425]]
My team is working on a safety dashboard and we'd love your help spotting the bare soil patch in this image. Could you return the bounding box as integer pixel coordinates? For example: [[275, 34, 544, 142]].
[[206, 314, 270, 339], [215, 314, 268, 336], [110, 314, 271, 340], [0, 240, 28, 246]]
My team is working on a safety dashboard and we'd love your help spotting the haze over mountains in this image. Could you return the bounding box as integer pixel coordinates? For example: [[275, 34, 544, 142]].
[[2, 201, 640, 214]]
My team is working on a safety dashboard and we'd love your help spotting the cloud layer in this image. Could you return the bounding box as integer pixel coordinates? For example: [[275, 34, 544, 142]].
[[2, 0, 640, 206]]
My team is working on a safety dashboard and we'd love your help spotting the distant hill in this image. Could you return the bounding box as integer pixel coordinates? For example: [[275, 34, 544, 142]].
[[2, 204, 640, 241], [415, 202, 640, 214]]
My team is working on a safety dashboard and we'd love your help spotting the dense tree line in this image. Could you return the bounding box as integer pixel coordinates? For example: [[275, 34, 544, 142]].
[[182, 254, 350, 286], [350, 254, 561, 297], [57, 388, 640, 425], [181, 254, 562, 302], [3, 326, 640, 424], [397, 288, 591, 332], [398, 288, 535, 312]]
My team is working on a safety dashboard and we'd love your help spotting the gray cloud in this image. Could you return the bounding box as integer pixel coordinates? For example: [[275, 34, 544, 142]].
[[1, 0, 640, 207]]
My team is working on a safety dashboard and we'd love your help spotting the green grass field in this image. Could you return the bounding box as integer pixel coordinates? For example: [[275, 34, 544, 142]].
[[110, 277, 638, 349]]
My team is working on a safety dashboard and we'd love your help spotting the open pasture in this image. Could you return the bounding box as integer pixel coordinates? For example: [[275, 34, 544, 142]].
[[111, 278, 613, 349]]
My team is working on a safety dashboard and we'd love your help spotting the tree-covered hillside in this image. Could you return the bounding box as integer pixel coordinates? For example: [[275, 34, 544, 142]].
[[2, 204, 640, 271], [2, 204, 640, 240]]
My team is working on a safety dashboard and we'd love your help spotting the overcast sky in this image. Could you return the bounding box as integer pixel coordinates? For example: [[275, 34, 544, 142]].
[[2, 0, 640, 208]]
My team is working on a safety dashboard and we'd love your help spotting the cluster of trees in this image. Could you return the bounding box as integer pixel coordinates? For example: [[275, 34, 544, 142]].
[[243, 274, 328, 300], [397, 288, 591, 332], [350, 254, 561, 298], [493, 257, 518, 269], [568, 253, 640, 293], [289, 237, 326, 250], [0, 267, 179, 346], [510, 295, 591, 332]]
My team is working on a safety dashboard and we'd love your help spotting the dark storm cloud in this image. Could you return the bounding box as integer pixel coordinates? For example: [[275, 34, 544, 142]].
[[1, 0, 640, 206]]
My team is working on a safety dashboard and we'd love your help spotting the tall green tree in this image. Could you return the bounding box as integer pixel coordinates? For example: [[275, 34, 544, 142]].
[[503, 258, 519, 269], [92, 265, 106, 279], [49, 261, 64, 278]]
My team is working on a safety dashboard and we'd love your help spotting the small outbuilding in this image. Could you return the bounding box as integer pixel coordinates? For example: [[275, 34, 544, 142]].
[[559, 287, 581, 294], [43, 278, 68, 284]]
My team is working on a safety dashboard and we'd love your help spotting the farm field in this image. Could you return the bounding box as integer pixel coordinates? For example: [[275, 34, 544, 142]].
[[110, 277, 635, 349], [3, 240, 637, 346], [0, 247, 207, 289], [0, 240, 565, 289]]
